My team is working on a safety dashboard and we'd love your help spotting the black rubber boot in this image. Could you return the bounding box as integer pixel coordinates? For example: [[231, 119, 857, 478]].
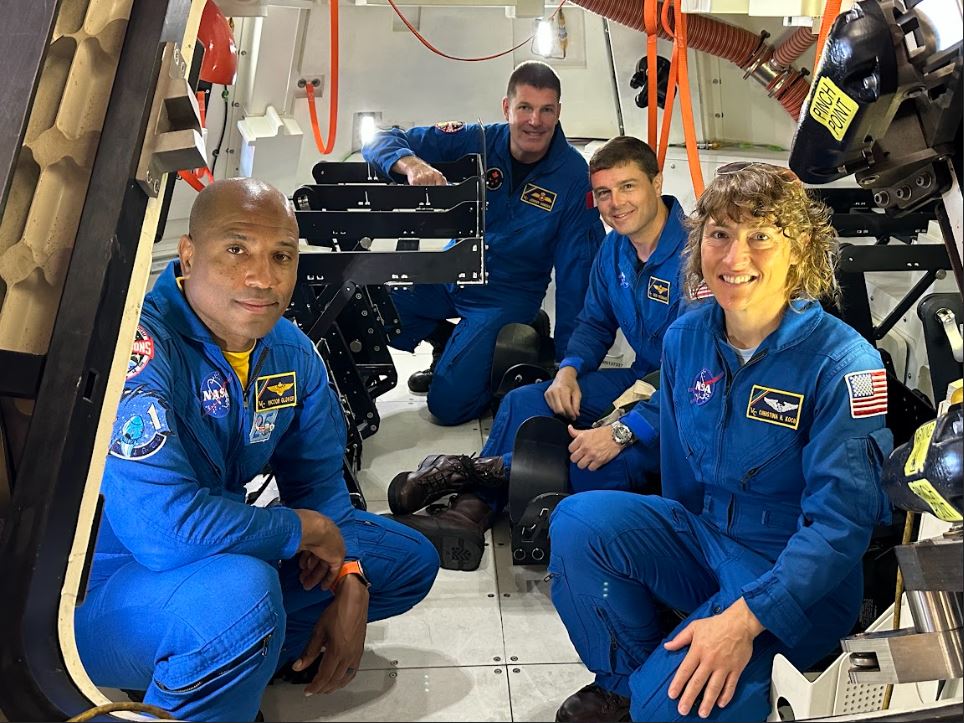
[[388, 454, 506, 515], [555, 683, 631, 722], [388, 492, 495, 571], [407, 321, 455, 394]]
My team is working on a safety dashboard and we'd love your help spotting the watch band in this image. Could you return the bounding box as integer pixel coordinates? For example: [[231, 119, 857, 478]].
[[335, 560, 370, 589]]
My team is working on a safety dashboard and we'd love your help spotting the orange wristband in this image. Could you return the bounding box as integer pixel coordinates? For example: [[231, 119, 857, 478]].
[[335, 560, 369, 588]]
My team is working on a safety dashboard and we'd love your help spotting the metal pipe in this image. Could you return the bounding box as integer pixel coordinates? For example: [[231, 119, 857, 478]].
[[602, 18, 626, 136], [907, 589, 964, 634]]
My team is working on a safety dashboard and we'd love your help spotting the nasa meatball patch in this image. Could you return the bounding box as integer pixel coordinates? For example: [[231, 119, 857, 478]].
[[109, 388, 171, 460], [746, 384, 804, 430], [126, 325, 155, 380], [200, 370, 231, 418]]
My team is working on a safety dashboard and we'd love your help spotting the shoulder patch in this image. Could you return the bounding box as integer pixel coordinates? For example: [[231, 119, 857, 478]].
[[435, 120, 465, 133], [521, 183, 557, 212], [486, 167, 504, 191], [647, 276, 671, 304], [845, 369, 888, 418], [127, 324, 155, 380], [109, 387, 171, 460], [688, 281, 714, 301]]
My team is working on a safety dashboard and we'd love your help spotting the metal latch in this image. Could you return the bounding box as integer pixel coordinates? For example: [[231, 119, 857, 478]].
[[935, 307, 964, 363], [135, 42, 206, 197]]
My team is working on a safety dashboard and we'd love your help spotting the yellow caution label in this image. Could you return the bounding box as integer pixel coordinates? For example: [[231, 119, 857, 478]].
[[908, 479, 963, 522], [809, 76, 859, 142], [904, 419, 937, 477]]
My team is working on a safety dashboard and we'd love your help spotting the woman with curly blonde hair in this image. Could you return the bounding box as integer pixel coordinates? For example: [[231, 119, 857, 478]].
[[551, 163, 894, 722]]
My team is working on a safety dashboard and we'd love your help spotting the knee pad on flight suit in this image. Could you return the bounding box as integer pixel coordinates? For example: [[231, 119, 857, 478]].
[[508, 415, 570, 566]]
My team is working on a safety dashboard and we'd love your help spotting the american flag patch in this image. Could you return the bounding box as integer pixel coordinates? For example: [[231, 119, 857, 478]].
[[845, 369, 888, 418], [688, 282, 714, 301]]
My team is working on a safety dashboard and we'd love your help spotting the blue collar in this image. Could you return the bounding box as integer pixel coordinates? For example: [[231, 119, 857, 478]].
[[709, 298, 824, 355]]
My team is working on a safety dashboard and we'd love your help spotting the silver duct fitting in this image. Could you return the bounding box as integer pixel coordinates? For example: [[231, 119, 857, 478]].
[[840, 533, 964, 684], [135, 42, 207, 197], [743, 34, 809, 101]]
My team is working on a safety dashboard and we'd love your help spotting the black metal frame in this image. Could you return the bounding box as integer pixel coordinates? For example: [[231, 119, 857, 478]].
[[0, 1, 190, 719]]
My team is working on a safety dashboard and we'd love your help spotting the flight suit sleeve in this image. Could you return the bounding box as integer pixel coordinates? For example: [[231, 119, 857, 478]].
[[552, 179, 605, 360], [658, 337, 704, 513], [270, 345, 360, 560], [740, 348, 893, 648], [362, 123, 481, 180], [101, 334, 302, 572], [559, 239, 618, 375], [621, 389, 660, 448]]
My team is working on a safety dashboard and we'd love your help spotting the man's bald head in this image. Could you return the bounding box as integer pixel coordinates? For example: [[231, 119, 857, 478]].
[[188, 178, 297, 243]]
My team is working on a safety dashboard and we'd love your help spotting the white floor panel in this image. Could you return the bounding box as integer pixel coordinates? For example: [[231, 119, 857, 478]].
[[506, 664, 594, 722], [378, 343, 434, 403], [493, 519, 581, 665], [261, 665, 512, 722], [362, 402, 483, 496]]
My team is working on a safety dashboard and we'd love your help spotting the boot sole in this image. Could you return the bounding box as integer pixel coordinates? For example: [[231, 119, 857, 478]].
[[392, 515, 485, 571]]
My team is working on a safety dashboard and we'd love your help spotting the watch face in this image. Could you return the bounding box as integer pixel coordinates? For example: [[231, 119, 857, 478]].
[[612, 423, 632, 445]]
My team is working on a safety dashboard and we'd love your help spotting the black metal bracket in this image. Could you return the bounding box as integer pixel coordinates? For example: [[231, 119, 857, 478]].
[[0, 351, 45, 398]]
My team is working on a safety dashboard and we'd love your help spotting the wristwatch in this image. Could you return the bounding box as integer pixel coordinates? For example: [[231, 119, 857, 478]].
[[335, 560, 371, 589], [610, 420, 636, 447]]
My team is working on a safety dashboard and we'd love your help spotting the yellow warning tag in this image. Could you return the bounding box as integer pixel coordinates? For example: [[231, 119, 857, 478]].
[[904, 419, 937, 477], [908, 479, 963, 522], [809, 77, 859, 142]]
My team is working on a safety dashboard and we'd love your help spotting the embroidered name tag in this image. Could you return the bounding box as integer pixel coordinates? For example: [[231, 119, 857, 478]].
[[521, 183, 557, 212], [647, 276, 671, 304], [746, 385, 804, 430], [255, 372, 297, 412]]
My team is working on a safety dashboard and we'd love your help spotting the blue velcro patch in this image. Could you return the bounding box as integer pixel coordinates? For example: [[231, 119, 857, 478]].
[[248, 410, 279, 444], [110, 388, 171, 460]]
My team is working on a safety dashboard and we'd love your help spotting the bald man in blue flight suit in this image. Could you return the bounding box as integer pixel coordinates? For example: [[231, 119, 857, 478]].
[[385, 137, 686, 570], [362, 60, 604, 426], [75, 179, 439, 722]]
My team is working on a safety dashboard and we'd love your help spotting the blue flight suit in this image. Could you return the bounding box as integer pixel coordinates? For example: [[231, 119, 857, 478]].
[[75, 262, 439, 722], [549, 300, 893, 721], [480, 197, 687, 500], [362, 121, 604, 425]]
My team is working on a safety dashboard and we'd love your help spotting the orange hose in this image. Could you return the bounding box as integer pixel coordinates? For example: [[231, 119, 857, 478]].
[[387, 0, 569, 62], [672, 0, 704, 195], [305, 0, 339, 154], [644, 0, 659, 148], [813, 0, 842, 72]]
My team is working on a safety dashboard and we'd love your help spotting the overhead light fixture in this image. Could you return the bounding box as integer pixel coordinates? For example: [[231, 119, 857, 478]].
[[359, 114, 377, 147], [531, 11, 568, 60]]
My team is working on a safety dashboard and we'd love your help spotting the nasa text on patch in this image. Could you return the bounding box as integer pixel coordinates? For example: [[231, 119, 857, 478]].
[[520, 183, 557, 212], [256, 371, 297, 412], [647, 276, 671, 304], [746, 384, 804, 430]]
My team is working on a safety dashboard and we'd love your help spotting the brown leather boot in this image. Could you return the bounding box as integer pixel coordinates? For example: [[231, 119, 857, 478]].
[[388, 454, 507, 515], [388, 492, 495, 571], [555, 684, 631, 722]]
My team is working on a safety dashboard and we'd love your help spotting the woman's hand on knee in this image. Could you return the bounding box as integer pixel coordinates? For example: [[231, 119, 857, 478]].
[[663, 597, 764, 718]]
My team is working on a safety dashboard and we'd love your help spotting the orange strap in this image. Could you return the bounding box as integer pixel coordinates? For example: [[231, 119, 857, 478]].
[[305, 0, 339, 154], [813, 0, 842, 71], [335, 560, 364, 587], [672, 0, 704, 196], [656, 0, 679, 171], [644, 0, 659, 149], [178, 169, 206, 192]]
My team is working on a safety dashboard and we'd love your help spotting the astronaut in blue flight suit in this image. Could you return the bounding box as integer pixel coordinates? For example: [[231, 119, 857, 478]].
[[362, 60, 604, 425], [549, 163, 893, 722], [383, 137, 686, 571], [74, 179, 439, 723]]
